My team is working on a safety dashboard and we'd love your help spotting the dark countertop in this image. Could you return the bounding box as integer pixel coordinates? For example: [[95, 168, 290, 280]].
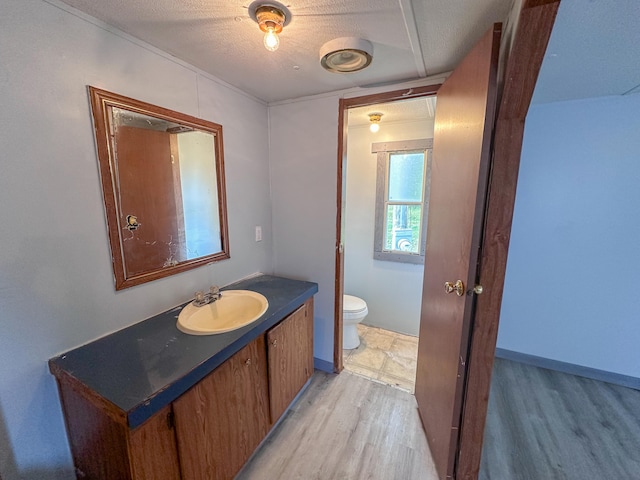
[[49, 274, 318, 428]]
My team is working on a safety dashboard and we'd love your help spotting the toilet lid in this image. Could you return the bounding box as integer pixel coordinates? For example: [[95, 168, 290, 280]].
[[343, 294, 367, 313]]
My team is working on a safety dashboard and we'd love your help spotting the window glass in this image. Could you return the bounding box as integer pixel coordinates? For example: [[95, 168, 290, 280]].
[[373, 138, 432, 265], [388, 153, 424, 202], [384, 204, 422, 254]]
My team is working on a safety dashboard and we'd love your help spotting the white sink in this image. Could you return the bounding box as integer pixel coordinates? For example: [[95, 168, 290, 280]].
[[176, 290, 269, 335]]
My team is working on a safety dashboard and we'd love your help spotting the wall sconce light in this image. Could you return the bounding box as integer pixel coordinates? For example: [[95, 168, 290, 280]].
[[251, 3, 287, 52], [369, 113, 383, 133]]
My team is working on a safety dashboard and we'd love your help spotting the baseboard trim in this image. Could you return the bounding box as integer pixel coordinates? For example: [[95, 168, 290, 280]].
[[314, 357, 334, 373], [495, 348, 640, 391]]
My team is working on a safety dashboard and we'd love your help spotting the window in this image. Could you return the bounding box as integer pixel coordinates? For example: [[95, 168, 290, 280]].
[[373, 139, 433, 264]]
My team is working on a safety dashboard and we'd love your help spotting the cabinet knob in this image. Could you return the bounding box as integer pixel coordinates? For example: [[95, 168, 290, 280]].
[[271, 339, 278, 348], [245, 358, 252, 366]]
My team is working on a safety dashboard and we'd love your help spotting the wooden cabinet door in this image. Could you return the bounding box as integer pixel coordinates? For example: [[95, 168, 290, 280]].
[[129, 405, 181, 480], [173, 336, 270, 480], [267, 298, 314, 423]]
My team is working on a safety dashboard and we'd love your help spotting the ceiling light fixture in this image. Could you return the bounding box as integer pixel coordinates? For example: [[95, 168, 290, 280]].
[[369, 113, 383, 133], [320, 37, 373, 73], [251, 3, 287, 52]]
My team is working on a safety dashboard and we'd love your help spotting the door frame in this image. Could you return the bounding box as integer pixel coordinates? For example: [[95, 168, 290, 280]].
[[333, 84, 442, 372], [455, 1, 560, 477], [332, 0, 560, 477]]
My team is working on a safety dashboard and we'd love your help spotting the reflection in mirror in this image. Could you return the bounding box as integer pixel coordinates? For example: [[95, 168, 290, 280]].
[[89, 87, 229, 290]]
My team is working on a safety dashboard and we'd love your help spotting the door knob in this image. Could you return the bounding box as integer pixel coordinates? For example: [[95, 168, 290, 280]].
[[444, 280, 465, 296]]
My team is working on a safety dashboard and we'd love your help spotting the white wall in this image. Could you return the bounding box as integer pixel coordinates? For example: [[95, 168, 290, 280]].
[[0, 1, 272, 478], [497, 94, 640, 378], [269, 95, 342, 363], [344, 119, 435, 336]]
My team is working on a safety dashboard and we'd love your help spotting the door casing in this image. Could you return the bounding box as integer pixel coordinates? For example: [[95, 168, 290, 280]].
[[333, 84, 442, 372]]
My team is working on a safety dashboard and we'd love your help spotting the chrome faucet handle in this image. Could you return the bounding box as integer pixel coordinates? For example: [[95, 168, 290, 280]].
[[194, 291, 205, 303], [210, 285, 220, 295]]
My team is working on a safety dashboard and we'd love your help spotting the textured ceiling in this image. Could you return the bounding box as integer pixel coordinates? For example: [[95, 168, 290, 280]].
[[348, 96, 436, 127], [56, 0, 513, 103], [53, 0, 637, 104], [532, 0, 640, 103]]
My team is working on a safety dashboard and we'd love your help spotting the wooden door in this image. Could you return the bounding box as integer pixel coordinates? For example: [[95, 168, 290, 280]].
[[267, 298, 314, 423], [415, 24, 501, 480], [172, 336, 270, 480], [115, 126, 185, 276]]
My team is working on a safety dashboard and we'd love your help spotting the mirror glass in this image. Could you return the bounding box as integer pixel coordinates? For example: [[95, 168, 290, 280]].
[[89, 87, 229, 290]]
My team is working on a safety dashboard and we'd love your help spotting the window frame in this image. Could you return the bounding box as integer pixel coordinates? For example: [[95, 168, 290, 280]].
[[372, 138, 433, 264]]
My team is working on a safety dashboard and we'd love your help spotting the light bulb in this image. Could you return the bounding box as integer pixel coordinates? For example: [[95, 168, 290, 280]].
[[264, 29, 279, 52], [370, 123, 380, 133]]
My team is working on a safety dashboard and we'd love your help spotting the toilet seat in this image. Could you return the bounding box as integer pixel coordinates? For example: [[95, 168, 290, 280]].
[[343, 294, 368, 323], [343, 294, 367, 314], [342, 294, 367, 349]]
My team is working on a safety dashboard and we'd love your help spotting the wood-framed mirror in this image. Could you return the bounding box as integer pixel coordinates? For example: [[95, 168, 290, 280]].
[[89, 87, 229, 290]]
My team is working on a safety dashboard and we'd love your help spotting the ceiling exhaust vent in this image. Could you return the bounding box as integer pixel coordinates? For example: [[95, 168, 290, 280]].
[[319, 37, 373, 73]]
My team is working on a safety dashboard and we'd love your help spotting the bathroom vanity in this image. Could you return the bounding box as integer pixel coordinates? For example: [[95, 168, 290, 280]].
[[48, 275, 318, 479]]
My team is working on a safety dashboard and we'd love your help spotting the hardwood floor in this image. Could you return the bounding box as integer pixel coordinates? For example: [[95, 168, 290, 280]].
[[480, 358, 640, 480], [236, 371, 438, 480], [238, 359, 639, 480]]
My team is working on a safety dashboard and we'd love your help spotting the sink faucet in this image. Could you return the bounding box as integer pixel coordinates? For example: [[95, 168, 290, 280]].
[[193, 285, 222, 307]]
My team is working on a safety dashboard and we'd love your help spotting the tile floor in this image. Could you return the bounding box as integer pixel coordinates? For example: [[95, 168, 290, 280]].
[[343, 323, 418, 393]]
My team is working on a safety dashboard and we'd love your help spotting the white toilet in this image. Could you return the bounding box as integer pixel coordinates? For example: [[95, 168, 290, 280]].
[[343, 294, 368, 349]]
